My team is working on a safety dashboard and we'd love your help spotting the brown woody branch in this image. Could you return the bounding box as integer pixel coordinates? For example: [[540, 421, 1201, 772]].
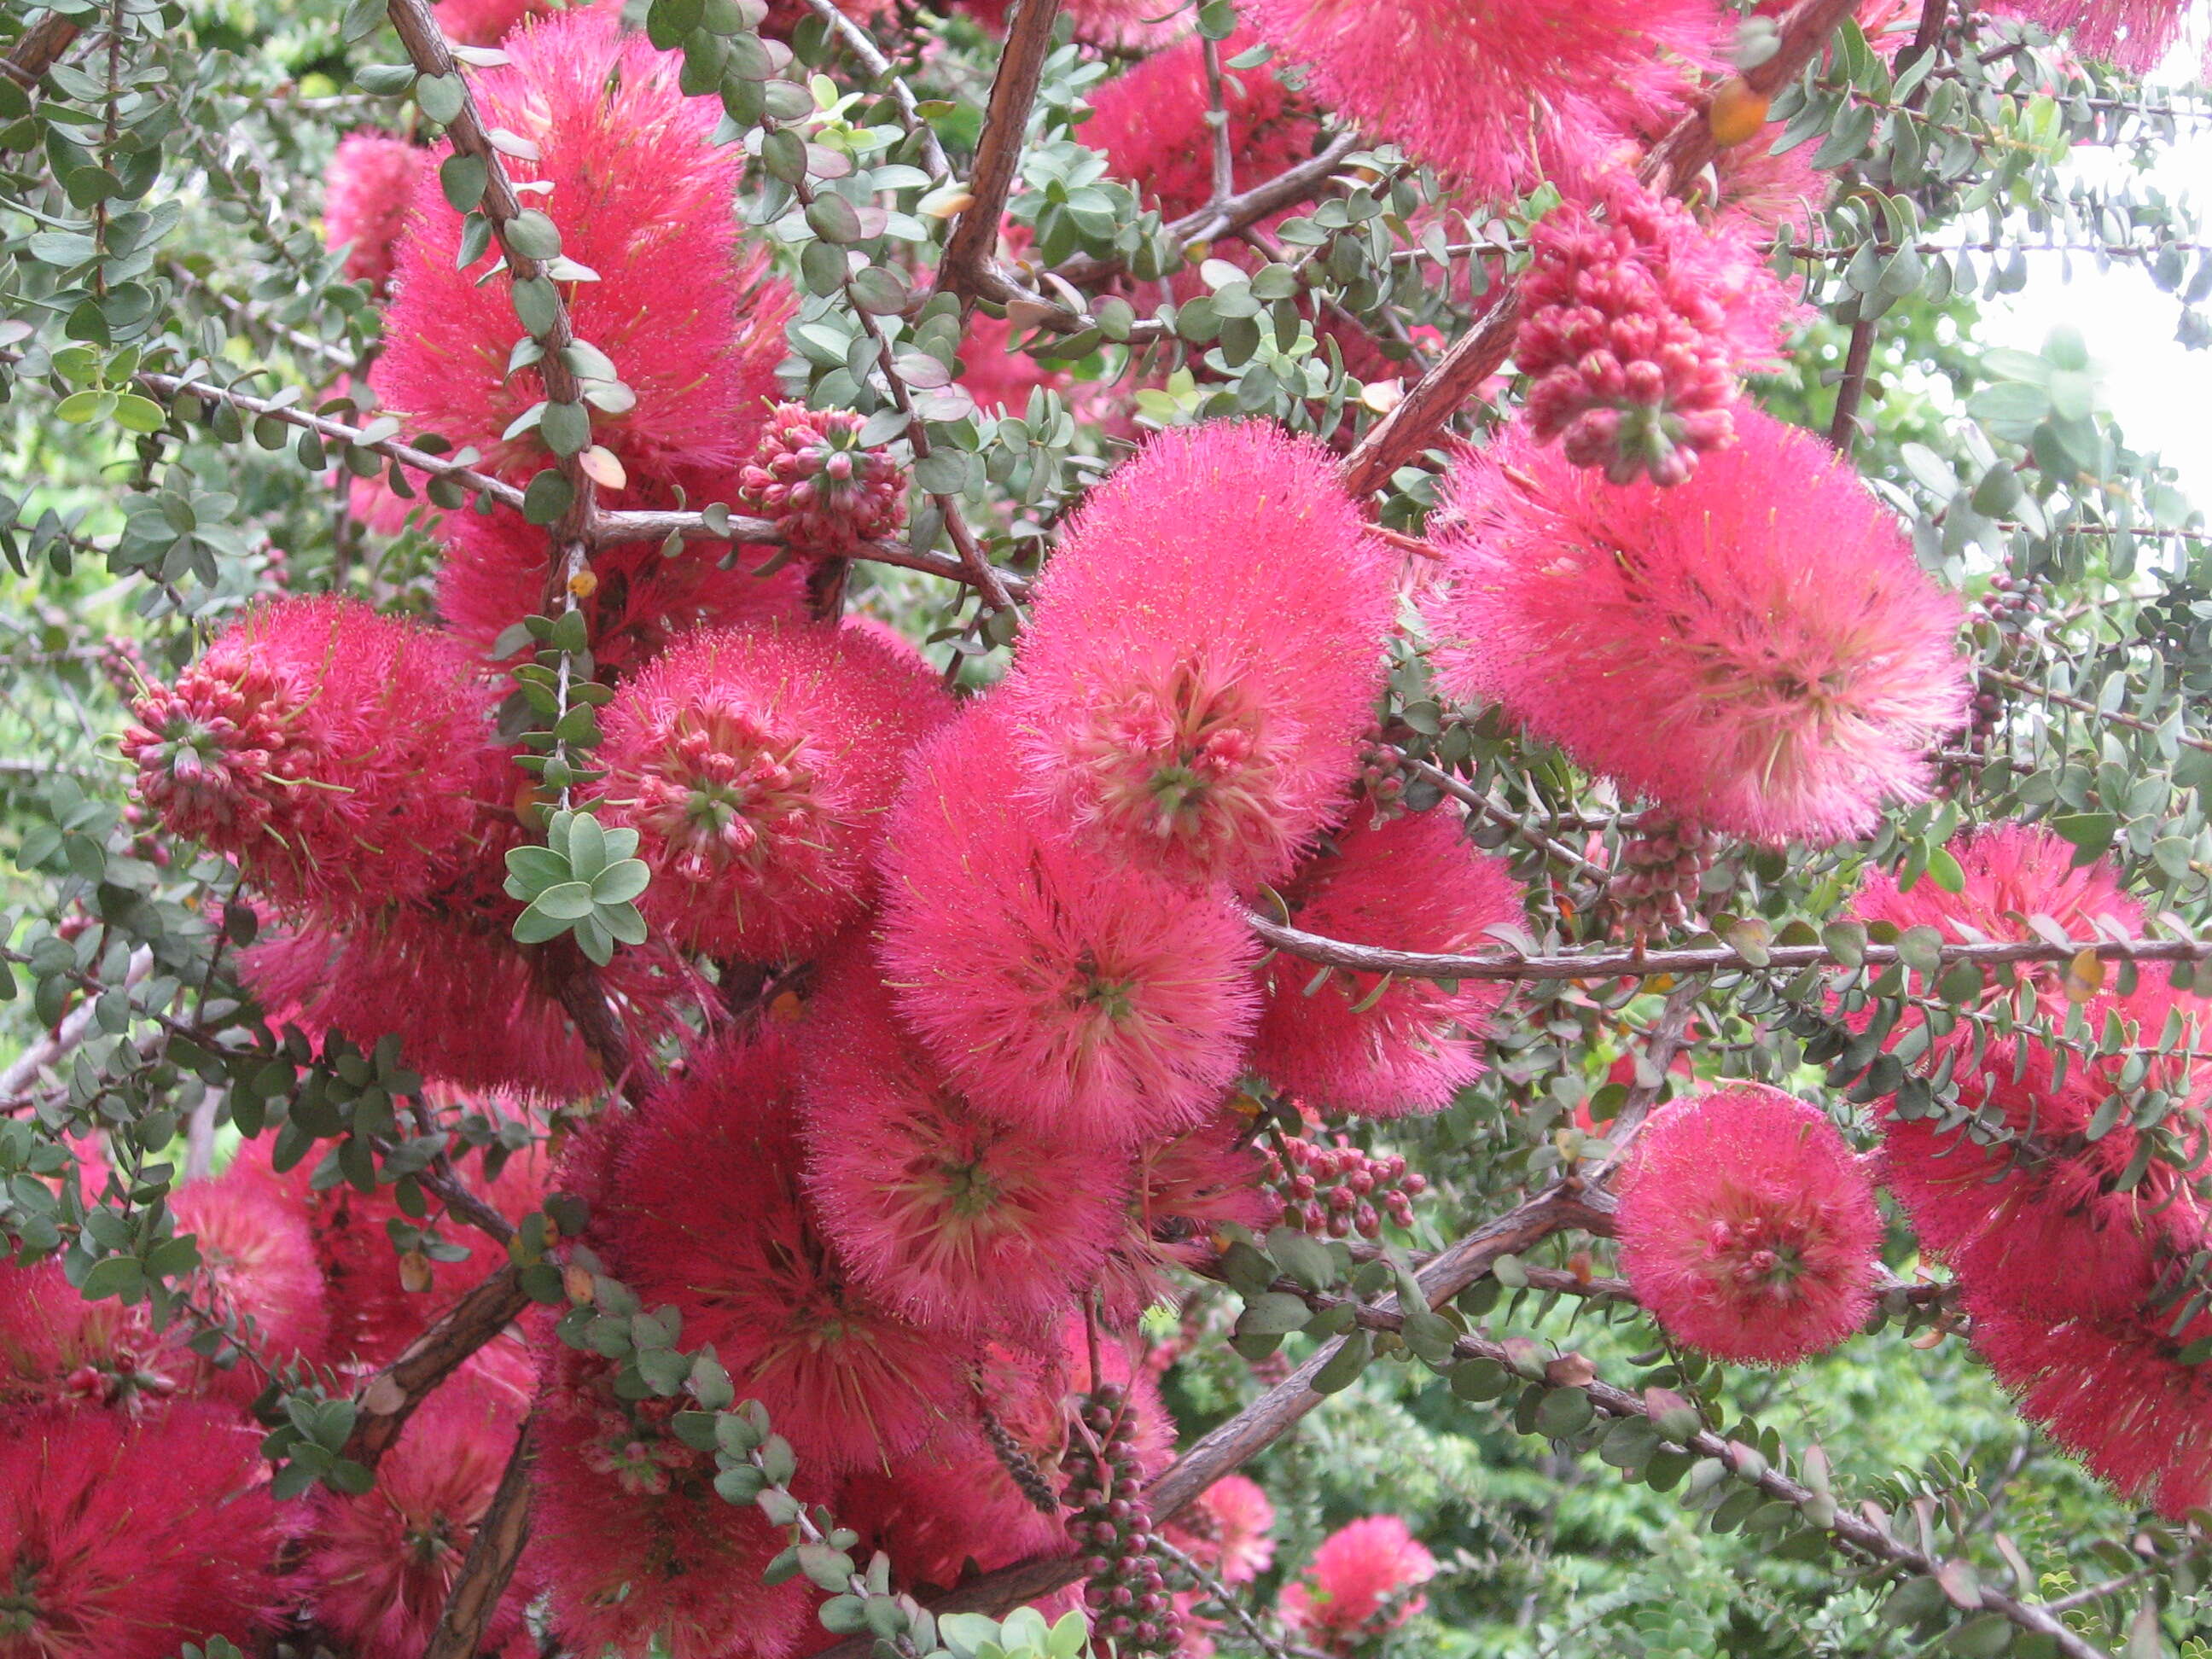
[[1247, 912, 2212, 984], [1339, 0, 1861, 498], [940, 0, 1062, 306], [343, 1263, 531, 1470], [1, 9, 80, 89], [422, 1414, 538, 1659]]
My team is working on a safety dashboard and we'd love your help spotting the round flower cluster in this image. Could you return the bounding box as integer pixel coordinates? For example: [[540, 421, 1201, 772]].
[[736, 403, 907, 557], [1517, 176, 1799, 486], [1264, 1131, 1428, 1239]]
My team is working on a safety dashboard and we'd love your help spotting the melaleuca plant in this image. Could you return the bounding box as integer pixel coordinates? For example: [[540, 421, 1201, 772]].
[[6, 0, 2212, 1654]]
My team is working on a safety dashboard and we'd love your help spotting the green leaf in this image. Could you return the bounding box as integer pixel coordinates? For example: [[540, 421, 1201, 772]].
[[1235, 1290, 1313, 1336], [591, 859, 650, 905], [2050, 812, 2118, 864], [505, 209, 563, 262], [805, 194, 864, 243], [355, 62, 418, 96], [1310, 1330, 1373, 1394], [512, 902, 575, 946], [504, 844, 570, 899], [109, 394, 166, 434], [532, 879, 596, 921], [54, 390, 114, 424], [415, 73, 465, 125], [440, 153, 488, 211], [521, 469, 573, 526], [539, 401, 591, 456]]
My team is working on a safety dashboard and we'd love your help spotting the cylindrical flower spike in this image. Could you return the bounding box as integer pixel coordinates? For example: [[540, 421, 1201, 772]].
[[322, 132, 425, 294], [1233, 0, 1720, 199], [123, 596, 492, 917], [1000, 421, 1395, 890], [1615, 1084, 1882, 1367], [878, 706, 1264, 1146], [799, 952, 1134, 1338], [1252, 809, 1525, 1117], [594, 619, 951, 962], [1427, 411, 1971, 845]]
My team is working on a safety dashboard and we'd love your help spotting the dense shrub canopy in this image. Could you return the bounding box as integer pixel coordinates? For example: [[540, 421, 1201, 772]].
[[5, 0, 2212, 1656]]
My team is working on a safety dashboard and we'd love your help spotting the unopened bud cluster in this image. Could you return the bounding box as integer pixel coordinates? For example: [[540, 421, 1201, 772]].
[[1063, 1385, 1181, 1656], [1606, 816, 1715, 937], [1265, 1132, 1425, 1238], [736, 403, 905, 556], [1354, 725, 1406, 823], [1517, 181, 1779, 488]]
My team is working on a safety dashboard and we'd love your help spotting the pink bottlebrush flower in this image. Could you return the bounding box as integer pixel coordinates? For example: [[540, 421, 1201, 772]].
[[593, 620, 950, 961], [1170, 1475, 1277, 1587], [879, 707, 1264, 1145], [597, 1034, 969, 1471], [1234, 0, 1720, 200], [1100, 1110, 1280, 1324], [1516, 173, 1802, 486], [374, 12, 793, 486], [533, 1341, 815, 1659], [1001, 421, 1395, 889], [0, 1259, 183, 1415], [1879, 1091, 2206, 1324], [1968, 1289, 2212, 1520], [1278, 1515, 1437, 1644], [835, 1433, 1073, 1592], [434, 0, 560, 45], [736, 404, 907, 556], [799, 952, 1133, 1336], [1988, 0, 2197, 72], [0, 1403, 282, 1659], [1848, 824, 2156, 1037], [437, 505, 809, 679], [1428, 412, 1970, 845], [303, 1363, 533, 1659], [323, 132, 427, 293], [171, 1158, 331, 1399], [122, 597, 492, 917], [1083, 26, 1320, 220], [1253, 810, 1523, 1117], [1615, 1084, 1882, 1366]]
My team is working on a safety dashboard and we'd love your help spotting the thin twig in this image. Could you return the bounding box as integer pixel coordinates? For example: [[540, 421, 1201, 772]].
[[1201, 32, 1234, 212], [940, 0, 1062, 305], [1245, 913, 2212, 983]]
